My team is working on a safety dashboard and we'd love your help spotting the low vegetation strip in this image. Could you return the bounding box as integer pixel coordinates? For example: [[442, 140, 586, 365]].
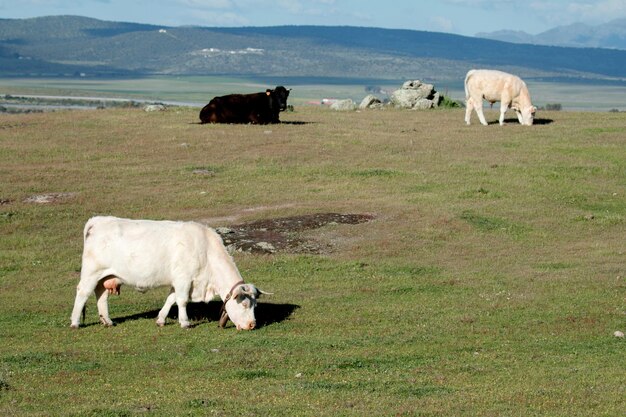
[[0, 106, 624, 416]]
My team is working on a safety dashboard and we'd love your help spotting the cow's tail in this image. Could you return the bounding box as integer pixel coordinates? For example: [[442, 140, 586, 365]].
[[464, 70, 475, 99], [83, 217, 98, 242]]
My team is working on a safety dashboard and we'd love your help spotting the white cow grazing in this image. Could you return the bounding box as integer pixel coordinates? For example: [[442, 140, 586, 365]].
[[464, 69, 536, 126], [70, 216, 269, 330]]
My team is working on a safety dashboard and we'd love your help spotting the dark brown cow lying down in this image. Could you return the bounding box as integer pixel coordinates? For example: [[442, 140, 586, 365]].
[[199, 86, 290, 124]]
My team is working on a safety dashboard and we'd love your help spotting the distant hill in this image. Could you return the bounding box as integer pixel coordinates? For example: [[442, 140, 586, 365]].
[[1, 15, 625, 83], [476, 18, 626, 50]]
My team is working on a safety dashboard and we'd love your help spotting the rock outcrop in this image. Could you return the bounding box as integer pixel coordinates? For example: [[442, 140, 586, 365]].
[[390, 80, 441, 110], [330, 99, 356, 111], [359, 94, 383, 109]]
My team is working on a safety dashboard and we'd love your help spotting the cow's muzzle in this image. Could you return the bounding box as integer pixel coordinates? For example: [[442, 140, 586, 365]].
[[237, 321, 256, 331]]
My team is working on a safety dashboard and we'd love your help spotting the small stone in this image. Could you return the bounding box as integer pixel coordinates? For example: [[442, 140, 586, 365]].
[[192, 169, 214, 176], [295, 373, 303, 378], [583, 214, 595, 221], [614, 331, 624, 338], [256, 242, 276, 253]]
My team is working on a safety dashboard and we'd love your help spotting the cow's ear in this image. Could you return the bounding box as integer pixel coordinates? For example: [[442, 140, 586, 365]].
[[531, 106, 537, 113], [231, 285, 245, 299]]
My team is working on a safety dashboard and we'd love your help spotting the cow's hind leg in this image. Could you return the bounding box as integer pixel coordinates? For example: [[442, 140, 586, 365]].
[[470, 96, 488, 126], [95, 279, 113, 326], [156, 289, 176, 327], [464, 98, 474, 125], [475, 104, 488, 126], [70, 272, 100, 328]]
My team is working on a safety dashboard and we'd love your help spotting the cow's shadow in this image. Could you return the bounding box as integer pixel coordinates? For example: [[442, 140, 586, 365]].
[[280, 121, 312, 125], [108, 301, 299, 329], [191, 121, 313, 126], [490, 117, 554, 125]]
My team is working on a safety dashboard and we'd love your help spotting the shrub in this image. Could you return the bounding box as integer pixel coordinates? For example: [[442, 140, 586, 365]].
[[438, 95, 462, 108], [545, 103, 562, 111]]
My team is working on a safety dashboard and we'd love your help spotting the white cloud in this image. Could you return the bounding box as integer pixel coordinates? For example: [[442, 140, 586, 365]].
[[188, 10, 248, 25], [277, 0, 303, 14], [529, 0, 626, 25], [431, 16, 454, 33], [440, 0, 515, 7], [566, 0, 626, 20], [177, 0, 234, 8]]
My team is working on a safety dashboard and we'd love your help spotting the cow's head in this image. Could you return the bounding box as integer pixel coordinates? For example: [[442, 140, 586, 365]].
[[271, 86, 291, 111], [519, 105, 537, 126], [224, 283, 270, 330]]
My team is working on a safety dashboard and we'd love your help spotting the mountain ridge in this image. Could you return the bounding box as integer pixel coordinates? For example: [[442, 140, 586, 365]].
[[1, 16, 625, 83], [476, 18, 626, 50]]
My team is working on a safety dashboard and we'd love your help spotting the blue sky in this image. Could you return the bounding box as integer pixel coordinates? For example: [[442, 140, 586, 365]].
[[1, 0, 625, 36]]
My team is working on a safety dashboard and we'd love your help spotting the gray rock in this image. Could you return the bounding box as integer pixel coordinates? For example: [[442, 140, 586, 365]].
[[432, 92, 441, 108], [359, 94, 382, 109], [255, 242, 276, 253], [144, 104, 167, 112], [390, 79, 440, 110], [330, 99, 356, 111], [413, 99, 434, 110]]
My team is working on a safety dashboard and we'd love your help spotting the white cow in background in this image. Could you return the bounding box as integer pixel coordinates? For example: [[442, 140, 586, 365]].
[[464, 69, 536, 126], [70, 216, 270, 330]]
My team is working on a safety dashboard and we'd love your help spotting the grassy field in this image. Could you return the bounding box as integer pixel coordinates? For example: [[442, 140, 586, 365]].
[[0, 104, 624, 416]]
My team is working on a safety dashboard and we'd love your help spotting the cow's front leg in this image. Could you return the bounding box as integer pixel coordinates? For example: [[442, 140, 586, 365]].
[[173, 281, 192, 328], [95, 280, 113, 326], [176, 298, 190, 328], [156, 289, 176, 327], [499, 103, 509, 125]]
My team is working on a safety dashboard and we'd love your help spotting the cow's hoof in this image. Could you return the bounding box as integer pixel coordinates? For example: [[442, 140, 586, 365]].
[[70, 324, 80, 329], [99, 316, 113, 327], [156, 320, 165, 327]]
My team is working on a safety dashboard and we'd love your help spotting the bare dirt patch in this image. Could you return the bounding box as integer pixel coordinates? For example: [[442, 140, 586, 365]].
[[215, 212, 374, 254], [23, 192, 77, 204]]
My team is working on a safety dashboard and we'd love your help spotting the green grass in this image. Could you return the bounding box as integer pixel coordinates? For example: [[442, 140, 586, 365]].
[[0, 105, 624, 416]]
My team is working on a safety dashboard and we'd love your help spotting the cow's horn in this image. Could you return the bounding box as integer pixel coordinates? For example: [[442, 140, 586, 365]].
[[255, 288, 273, 297]]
